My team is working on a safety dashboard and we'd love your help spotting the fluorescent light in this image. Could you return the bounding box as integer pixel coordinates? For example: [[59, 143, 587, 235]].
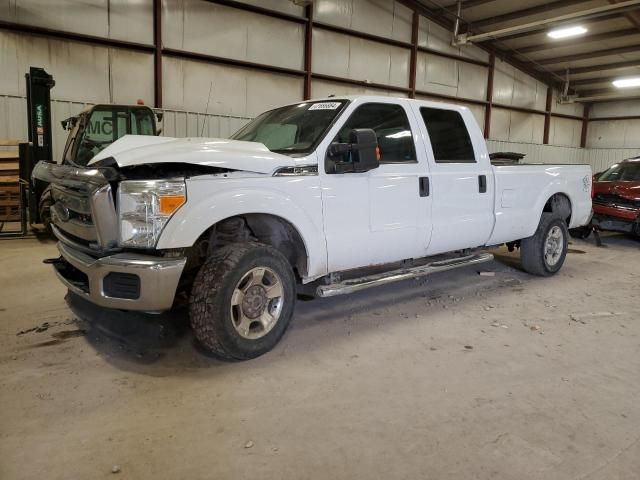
[[547, 26, 587, 39], [613, 77, 640, 88]]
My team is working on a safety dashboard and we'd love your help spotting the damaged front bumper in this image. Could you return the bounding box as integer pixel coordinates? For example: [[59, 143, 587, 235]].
[[53, 231, 186, 313]]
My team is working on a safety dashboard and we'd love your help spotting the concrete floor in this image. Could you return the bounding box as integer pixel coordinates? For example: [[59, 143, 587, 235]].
[[0, 235, 639, 480]]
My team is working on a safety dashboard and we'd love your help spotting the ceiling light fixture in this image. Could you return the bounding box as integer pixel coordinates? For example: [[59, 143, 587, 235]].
[[613, 77, 640, 88], [547, 26, 587, 39]]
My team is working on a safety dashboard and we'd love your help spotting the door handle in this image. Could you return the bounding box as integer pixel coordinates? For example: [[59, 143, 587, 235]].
[[419, 177, 430, 197], [478, 175, 487, 193]]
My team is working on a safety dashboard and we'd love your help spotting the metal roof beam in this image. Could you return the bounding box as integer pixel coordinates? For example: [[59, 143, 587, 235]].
[[458, 0, 640, 44], [470, 0, 595, 29], [535, 43, 640, 65], [553, 58, 640, 75], [514, 28, 640, 55]]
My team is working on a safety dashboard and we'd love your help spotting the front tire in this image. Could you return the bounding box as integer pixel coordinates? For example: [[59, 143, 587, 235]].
[[189, 242, 296, 360], [520, 213, 569, 277]]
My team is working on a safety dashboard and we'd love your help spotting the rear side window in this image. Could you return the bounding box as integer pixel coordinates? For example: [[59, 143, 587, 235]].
[[334, 103, 417, 164], [420, 107, 476, 163]]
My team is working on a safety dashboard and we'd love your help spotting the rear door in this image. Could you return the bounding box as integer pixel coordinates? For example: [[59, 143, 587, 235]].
[[319, 99, 433, 272], [410, 103, 494, 254]]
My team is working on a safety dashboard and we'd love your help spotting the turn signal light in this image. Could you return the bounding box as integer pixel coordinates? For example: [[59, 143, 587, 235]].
[[159, 195, 186, 215]]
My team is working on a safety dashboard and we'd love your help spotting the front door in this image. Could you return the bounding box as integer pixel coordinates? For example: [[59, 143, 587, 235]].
[[319, 100, 433, 273]]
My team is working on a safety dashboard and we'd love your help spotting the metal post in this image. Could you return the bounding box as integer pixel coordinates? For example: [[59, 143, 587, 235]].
[[483, 53, 495, 139], [303, 5, 313, 100], [409, 11, 419, 98], [543, 86, 552, 144], [153, 0, 162, 108], [580, 103, 591, 148]]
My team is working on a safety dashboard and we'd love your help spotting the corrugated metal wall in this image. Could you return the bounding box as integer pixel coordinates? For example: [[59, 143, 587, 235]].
[[1, 0, 638, 172]]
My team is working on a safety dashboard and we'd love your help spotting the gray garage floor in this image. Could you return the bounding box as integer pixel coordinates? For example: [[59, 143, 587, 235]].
[[0, 234, 639, 480]]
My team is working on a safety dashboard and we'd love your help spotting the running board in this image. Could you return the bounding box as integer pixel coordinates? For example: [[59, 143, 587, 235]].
[[316, 253, 494, 298]]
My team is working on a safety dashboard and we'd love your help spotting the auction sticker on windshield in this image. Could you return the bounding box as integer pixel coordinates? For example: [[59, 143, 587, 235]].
[[309, 102, 342, 111]]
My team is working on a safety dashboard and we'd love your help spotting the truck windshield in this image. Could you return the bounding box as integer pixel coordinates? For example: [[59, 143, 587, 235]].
[[74, 107, 156, 166], [231, 100, 348, 156], [599, 162, 640, 182]]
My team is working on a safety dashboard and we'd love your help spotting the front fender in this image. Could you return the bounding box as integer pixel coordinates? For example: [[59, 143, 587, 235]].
[[156, 176, 328, 280]]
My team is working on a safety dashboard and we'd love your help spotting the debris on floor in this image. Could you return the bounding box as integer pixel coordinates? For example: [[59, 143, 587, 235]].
[[479, 271, 495, 277]]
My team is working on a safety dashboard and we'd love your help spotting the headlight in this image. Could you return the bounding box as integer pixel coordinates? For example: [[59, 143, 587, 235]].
[[117, 179, 186, 248]]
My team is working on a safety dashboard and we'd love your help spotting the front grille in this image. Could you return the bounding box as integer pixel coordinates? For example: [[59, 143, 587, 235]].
[[593, 194, 640, 210]]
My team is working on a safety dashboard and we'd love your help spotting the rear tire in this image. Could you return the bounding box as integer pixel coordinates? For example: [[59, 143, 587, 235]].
[[189, 242, 296, 360], [520, 213, 568, 277]]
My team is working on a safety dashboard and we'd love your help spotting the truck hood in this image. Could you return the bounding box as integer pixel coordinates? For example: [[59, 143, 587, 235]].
[[594, 181, 640, 201], [88, 135, 296, 174]]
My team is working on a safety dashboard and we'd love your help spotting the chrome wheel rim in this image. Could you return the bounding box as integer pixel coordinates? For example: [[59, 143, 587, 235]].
[[230, 267, 284, 340], [544, 226, 564, 267]]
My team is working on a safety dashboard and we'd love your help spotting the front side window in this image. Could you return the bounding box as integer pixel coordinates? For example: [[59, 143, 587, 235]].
[[420, 107, 476, 163], [332, 103, 417, 165], [599, 161, 640, 182], [231, 100, 348, 156]]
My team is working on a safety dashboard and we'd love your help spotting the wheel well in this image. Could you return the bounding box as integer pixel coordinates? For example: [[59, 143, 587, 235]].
[[543, 193, 572, 225], [191, 214, 309, 278]]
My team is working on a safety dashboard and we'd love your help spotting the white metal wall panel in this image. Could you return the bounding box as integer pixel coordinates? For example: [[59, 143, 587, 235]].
[[417, 16, 489, 63], [0, 0, 109, 38], [549, 117, 582, 147], [588, 119, 640, 148], [162, 57, 302, 117], [0, 32, 111, 102], [236, 0, 304, 16], [109, 0, 153, 44], [311, 80, 408, 98], [458, 62, 488, 101], [590, 100, 640, 118], [313, 0, 412, 42], [415, 53, 487, 101], [0, 0, 152, 44], [162, 0, 304, 70], [160, 109, 251, 139], [493, 58, 546, 110], [312, 30, 410, 87], [490, 108, 544, 144], [109, 50, 154, 105]]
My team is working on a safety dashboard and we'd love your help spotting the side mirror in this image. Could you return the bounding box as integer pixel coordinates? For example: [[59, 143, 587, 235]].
[[328, 128, 379, 173]]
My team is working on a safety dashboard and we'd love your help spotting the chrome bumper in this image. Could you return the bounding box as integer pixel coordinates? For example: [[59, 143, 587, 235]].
[[54, 241, 186, 313]]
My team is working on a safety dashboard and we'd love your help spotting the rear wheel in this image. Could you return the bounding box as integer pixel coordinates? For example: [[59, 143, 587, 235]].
[[189, 242, 296, 360], [520, 213, 568, 276]]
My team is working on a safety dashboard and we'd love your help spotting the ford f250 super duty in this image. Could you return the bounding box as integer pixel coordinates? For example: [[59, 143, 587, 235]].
[[34, 96, 593, 360]]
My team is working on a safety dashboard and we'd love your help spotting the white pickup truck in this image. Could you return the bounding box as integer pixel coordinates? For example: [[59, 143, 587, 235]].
[[35, 96, 593, 359]]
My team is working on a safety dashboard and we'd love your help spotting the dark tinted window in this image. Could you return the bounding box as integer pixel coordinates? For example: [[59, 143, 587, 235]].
[[420, 107, 475, 163], [333, 103, 416, 164]]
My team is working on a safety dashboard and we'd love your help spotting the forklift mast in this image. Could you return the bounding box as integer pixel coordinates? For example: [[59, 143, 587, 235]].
[[24, 67, 55, 224], [25, 67, 55, 164]]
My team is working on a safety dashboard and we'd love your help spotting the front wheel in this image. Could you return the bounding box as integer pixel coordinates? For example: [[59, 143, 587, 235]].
[[189, 242, 296, 360], [520, 213, 569, 277]]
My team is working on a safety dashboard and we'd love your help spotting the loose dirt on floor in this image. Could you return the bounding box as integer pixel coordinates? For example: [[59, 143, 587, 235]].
[[1, 234, 639, 480]]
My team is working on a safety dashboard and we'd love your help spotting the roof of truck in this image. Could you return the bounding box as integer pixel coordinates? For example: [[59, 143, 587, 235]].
[[283, 95, 472, 113]]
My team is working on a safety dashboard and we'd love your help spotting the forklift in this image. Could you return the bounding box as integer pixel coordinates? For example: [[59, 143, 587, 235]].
[[22, 67, 161, 233]]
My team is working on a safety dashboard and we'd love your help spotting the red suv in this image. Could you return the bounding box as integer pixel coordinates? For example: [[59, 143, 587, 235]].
[[591, 158, 640, 237]]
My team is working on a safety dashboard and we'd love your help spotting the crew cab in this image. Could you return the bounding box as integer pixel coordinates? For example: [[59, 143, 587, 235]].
[[34, 96, 593, 360]]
